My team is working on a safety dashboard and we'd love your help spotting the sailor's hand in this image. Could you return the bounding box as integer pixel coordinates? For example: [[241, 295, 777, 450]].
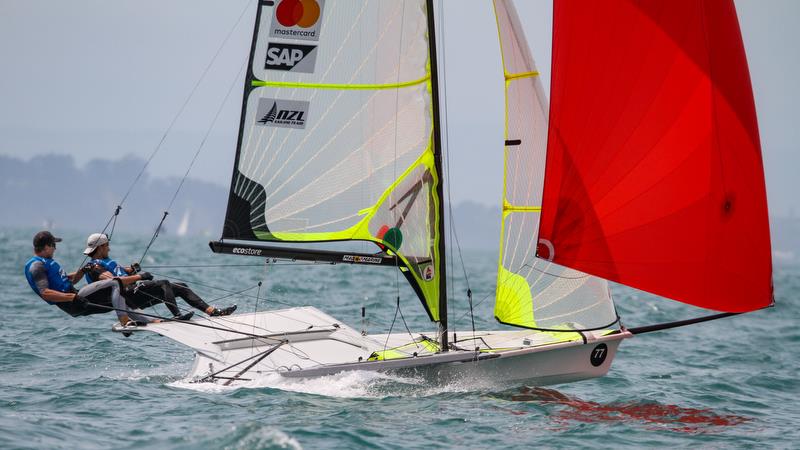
[[81, 263, 97, 274], [72, 293, 88, 308], [130, 262, 141, 274], [138, 272, 153, 281]]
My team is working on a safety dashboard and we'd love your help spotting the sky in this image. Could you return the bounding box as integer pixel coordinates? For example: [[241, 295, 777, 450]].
[[0, 0, 797, 215]]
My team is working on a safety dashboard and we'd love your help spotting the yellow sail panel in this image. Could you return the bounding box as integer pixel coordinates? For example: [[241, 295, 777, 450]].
[[492, 0, 617, 330], [495, 266, 535, 327]]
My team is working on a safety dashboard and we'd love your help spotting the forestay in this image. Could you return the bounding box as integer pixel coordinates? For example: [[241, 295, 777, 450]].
[[491, 0, 617, 330], [221, 0, 444, 320]]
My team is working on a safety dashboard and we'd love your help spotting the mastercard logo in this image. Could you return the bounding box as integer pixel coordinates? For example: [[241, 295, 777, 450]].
[[276, 0, 321, 28]]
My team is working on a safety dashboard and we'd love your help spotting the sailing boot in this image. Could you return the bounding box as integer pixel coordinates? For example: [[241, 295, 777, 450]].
[[210, 305, 237, 317], [173, 311, 194, 321]]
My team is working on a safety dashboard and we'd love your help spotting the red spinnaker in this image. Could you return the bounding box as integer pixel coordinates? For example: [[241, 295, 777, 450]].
[[539, 0, 772, 312]]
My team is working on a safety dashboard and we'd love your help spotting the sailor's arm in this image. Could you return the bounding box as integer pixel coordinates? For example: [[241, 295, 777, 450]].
[[97, 270, 150, 286], [29, 262, 82, 303], [39, 289, 80, 303], [67, 269, 87, 284]]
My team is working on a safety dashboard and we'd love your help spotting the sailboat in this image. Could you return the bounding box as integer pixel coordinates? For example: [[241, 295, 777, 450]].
[[115, 0, 772, 387], [176, 209, 191, 237]]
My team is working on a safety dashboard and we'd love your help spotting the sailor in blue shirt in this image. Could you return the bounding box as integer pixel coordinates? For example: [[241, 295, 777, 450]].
[[23, 231, 156, 325], [83, 233, 236, 318]]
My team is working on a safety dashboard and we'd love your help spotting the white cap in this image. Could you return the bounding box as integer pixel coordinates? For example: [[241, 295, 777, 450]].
[[83, 233, 109, 255]]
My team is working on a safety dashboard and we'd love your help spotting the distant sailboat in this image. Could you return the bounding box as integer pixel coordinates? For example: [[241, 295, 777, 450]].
[[176, 209, 191, 237], [117, 0, 772, 387]]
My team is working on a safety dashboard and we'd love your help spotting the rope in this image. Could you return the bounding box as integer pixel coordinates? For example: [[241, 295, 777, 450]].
[[85, 301, 270, 339], [71, 205, 122, 271], [70, 1, 251, 272], [129, 282, 291, 339], [397, 297, 417, 347], [252, 280, 263, 354], [144, 264, 267, 269], [467, 288, 475, 339], [143, 263, 325, 268], [139, 63, 247, 262], [129, 280, 257, 315], [383, 297, 401, 354], [148, 272, 297, 308], [139, 211, 169, 262], [117, 0, 252, 210], [383, 296, 419, 354], [108, 205, 122, 240], [436, 0, 474, 344]]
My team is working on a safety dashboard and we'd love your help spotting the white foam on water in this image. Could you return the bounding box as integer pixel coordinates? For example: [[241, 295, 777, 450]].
[[169, 370, 423, 398], [168, 368, 506, 399], [223, 427, 302, 450]]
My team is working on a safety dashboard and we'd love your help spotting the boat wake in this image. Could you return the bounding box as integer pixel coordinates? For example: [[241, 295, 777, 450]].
[[168, 369, 503, 399]]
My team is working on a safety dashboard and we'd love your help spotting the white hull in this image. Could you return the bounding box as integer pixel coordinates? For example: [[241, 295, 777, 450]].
[[115, 306, 631, 387]]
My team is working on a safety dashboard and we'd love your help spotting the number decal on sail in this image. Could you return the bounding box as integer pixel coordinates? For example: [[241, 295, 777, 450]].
[[590, 343, 608, 367]]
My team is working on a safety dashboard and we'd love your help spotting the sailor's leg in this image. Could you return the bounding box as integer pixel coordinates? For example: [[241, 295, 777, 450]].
[[77, 279, 121, 316], [110, 279, 153, 323], [130, 281, 181, 316], [170, 282, 211, 312], [155, 280, 182, 316]]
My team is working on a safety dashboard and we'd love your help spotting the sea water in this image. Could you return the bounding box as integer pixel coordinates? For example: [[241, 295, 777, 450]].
[[1, 228, 798, 449]]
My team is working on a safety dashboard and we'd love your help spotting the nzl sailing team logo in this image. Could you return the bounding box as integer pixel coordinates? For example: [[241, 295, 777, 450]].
[[265, 42, 318, 73], [270, 0, 326, 41], [255, 98, 309, 129]]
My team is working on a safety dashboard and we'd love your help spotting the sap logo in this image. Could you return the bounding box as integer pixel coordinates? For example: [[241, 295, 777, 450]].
[[265, 43, 317, 73], [255, 98, 310, 129]]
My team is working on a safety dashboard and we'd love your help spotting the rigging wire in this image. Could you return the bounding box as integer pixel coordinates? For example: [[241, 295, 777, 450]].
[[108, 206, 122, 240], [149, 271, 297, 308], [252, 280, 263, 355], [121, 0, 252, 210], [384, 1, 408, 352], [139, 62, 247, 262], [143, 262, 327, 268], [71, 0, 253, 272], [115, 284, 321, 362], [437, 0, 475, 341]]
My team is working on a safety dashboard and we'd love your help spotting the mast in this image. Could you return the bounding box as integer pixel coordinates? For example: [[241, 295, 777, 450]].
[[426, 0, 448, 351]]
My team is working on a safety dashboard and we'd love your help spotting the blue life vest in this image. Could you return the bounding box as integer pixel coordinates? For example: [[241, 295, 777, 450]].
[[24, 256, 74, 302], [85, 257, 127, 283]]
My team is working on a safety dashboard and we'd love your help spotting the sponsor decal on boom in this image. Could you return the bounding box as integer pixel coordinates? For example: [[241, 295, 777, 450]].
[[342, 255, 383, 264], [270, 0, 325, 42], [232, 247, 263, 256]]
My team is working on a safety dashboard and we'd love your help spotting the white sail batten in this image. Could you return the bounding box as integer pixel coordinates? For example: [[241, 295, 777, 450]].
[[492, 0, 617, 330]]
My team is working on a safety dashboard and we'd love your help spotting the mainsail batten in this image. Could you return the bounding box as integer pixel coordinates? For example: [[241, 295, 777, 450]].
[[539, 0, 772, 313], [220, 0, 445, 321]]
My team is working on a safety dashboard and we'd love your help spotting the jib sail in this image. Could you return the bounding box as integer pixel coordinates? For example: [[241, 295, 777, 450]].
[[492, 0, 617, 330]]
